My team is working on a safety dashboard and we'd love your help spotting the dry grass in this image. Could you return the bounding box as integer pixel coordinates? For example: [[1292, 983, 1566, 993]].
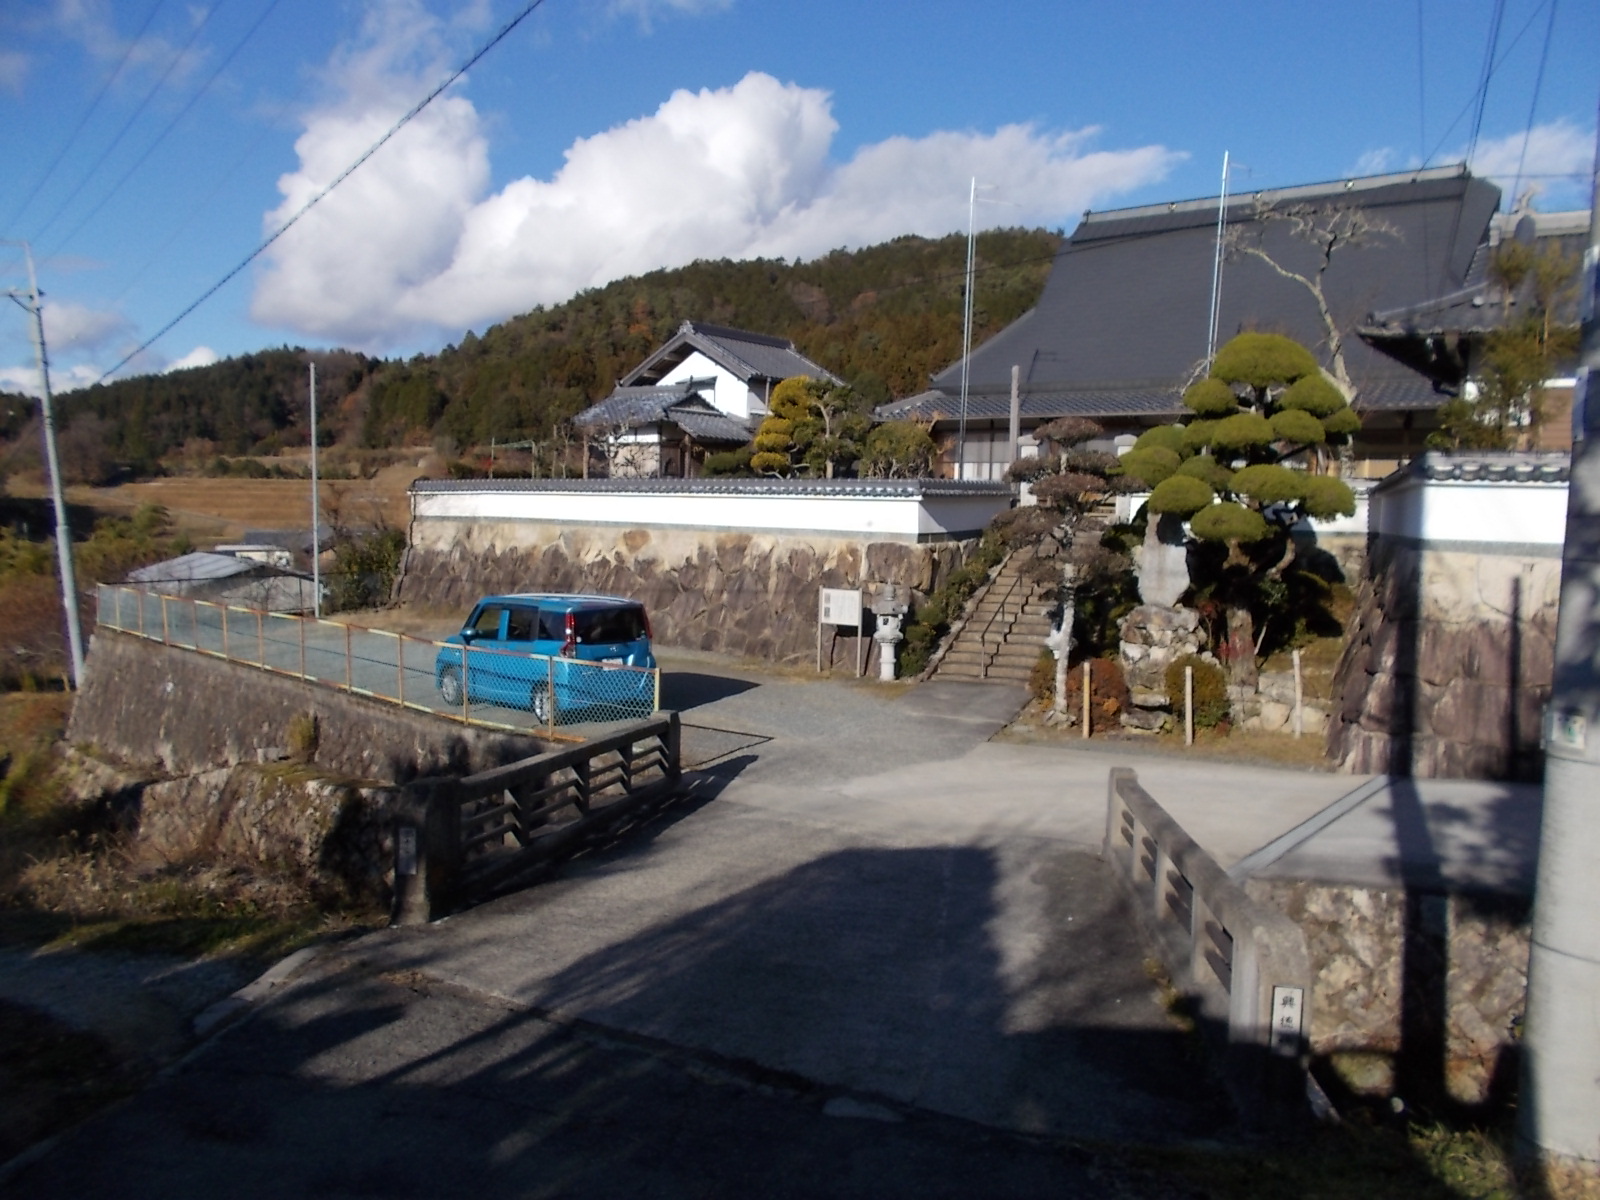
[[12, 461, 424, 541], [1003, 697, 1338, 771]]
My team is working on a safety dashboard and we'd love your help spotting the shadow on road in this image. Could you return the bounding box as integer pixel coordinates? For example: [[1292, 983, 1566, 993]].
[[660, 670, 761, 712]]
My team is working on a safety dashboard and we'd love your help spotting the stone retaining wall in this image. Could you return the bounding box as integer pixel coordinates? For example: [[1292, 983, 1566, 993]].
[[398, 521, 974, 663], [126, 763, 401, 906], [1326, 538, 1560, 779], [69, 630, 543, 782], [1247, 878, 1529, 1108]]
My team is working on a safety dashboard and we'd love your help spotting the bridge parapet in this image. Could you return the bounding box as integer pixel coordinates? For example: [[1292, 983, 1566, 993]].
[[394, 713, 682, 922], [1103, 767, 1312, 1124]]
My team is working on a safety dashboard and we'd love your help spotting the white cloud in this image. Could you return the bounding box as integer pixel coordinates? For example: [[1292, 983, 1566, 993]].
[[0, 360, 101, 397], [1351, 147, 1405, 177], [254, 67, 1181, 349], [164, 345, 220, 373], [0, 49, 27, 94], [609, 0, 734, 26], [40, 300, 131, 352], [1467, 119, 1595, 208]]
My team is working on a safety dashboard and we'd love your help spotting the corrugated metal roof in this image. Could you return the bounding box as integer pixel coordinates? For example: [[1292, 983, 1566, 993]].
[[128, 552, 263, 584], [411, 477, 1012, 498]]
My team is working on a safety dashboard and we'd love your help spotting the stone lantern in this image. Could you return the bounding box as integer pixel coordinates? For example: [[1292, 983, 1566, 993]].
[[869, 584, 911, 682]]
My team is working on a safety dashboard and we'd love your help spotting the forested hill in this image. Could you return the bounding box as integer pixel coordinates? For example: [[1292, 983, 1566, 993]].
[[3, 227, 1061, 480]]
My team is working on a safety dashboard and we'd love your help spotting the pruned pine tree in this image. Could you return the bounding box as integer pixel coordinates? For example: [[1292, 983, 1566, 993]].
[[1119, 332, 1359, 685]]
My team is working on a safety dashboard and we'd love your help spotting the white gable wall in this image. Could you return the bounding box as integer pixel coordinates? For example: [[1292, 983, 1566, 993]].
[[658, 351, 755, 419]]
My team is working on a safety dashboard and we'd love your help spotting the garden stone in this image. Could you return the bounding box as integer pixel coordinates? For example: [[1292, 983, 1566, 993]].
[[1134, 513, 1191, 607]]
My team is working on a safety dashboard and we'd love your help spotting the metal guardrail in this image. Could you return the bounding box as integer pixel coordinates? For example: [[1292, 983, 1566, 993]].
[[1103, 767, 1312, 1123], [392, 713, 682, 920], [94, 584, 661, 741]]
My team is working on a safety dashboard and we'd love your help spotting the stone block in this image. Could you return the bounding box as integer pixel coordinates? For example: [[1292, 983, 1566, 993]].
[[1257, 700, 1290, 732], [1120, 708, 1168, 732]]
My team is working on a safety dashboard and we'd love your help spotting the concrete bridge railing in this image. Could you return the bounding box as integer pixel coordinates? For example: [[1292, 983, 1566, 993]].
[[393, 713, 682, 922], [1103, 767, 1312, 1123]]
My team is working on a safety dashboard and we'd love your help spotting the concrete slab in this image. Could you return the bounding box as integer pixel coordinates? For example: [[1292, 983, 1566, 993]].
[[1242, 776, 1543, 892]]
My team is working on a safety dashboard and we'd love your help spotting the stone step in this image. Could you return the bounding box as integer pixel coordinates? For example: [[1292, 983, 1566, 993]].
[[980, 665, 1035, 683]]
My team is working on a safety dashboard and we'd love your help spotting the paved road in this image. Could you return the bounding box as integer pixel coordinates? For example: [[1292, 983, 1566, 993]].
[[5, 648, 1543, 1196]]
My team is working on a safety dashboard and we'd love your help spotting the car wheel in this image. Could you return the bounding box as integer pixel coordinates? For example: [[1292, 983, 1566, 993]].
[[530, 685, 551, 725], [439, 666, 463, 707]]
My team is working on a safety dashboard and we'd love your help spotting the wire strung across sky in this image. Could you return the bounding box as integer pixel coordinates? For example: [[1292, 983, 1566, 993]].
[[1, 0, 169, 236], [98, 0, 552, 385], [28, 1, 219, 250], [43, 0, 288, 266]]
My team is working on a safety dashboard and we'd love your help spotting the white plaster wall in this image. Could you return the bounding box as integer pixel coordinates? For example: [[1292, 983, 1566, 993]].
[[1371, 478, 1569, 547], [658, 350, 750, 419], [412, 488, 1009, 542]]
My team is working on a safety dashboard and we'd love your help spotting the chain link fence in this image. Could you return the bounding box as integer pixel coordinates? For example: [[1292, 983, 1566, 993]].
[[95, 584, 661, 739]]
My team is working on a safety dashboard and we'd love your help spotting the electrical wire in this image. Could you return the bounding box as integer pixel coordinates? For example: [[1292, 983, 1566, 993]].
[[99, 0, 554, 383], [0, 0, 169, 234], [43, 0, 286, 265], [1415, 0, 1427, 164], [1421, 0, 1550, 168], [1465, 0, 1507, 169], [1508, 0, 1558, 211], [27, 1, 220, 248]]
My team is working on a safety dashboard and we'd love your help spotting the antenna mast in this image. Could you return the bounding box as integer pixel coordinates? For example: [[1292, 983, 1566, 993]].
[[1206, 151, 1231, 366]]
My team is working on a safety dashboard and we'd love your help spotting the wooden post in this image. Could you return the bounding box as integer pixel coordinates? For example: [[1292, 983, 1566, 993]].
[[160, 594, 170, 644], [1082, 659, 1091, 739], [1292, 648, 1304, 738], [222, 604, 229, 659], [345, 622, 352, 692], [1185, 664, 1194, 747]]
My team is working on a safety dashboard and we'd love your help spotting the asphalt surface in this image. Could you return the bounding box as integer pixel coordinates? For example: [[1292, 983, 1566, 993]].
[[3, 647, 1544, 1196]]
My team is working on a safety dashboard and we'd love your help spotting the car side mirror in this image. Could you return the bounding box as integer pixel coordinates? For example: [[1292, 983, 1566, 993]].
[[460, 630, 477, 643]]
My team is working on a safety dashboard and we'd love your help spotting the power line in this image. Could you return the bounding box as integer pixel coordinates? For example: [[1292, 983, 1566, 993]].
[[1509, 0, 1558, 209], [1423, 0, 1549, 167], [1, 0, 169, 234], [1465, 0, 1507, 168], [1415, 0, 1427, 164], [27, 1, 219, 248], [43, 0, 286, 263], [99, 0, 553, 383]]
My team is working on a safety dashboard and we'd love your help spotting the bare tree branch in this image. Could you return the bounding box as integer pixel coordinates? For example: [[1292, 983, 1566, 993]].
[[1225, 199, 1399, 404]]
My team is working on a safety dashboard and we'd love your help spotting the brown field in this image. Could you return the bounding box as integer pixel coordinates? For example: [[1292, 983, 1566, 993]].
[[14, 461, 429, 542]]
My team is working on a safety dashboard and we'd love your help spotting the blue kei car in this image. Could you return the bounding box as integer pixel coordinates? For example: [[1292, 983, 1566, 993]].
[[435, 593, 659, 724]]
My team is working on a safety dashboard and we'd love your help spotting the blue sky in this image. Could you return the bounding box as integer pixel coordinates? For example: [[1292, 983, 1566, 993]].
[[2, 0, 1596, 394]]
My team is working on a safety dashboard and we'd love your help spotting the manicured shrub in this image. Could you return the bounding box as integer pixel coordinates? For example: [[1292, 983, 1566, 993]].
[[1148, 475, 1214, 517], [1164, 654, 1230, 730], [1182, 378, 1240, 417]]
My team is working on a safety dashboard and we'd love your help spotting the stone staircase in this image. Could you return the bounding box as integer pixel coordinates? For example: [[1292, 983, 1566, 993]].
[[929, 548, 1056, 684]]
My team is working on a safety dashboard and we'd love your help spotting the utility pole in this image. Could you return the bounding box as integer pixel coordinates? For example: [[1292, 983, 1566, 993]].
[[309, 362, 322, 618], [1518, 100, 1600, 1168], [4, 241, 86, 688]]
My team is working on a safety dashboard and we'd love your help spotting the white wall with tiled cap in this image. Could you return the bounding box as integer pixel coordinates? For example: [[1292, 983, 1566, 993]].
[[411, 482, 1012, 543]]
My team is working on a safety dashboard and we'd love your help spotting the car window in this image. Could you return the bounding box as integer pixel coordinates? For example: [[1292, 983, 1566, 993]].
[[505, 606, 536, 641], [469, 605, 504, 639], [574, 607, 647, 644], [538, 610, 566, 641]]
